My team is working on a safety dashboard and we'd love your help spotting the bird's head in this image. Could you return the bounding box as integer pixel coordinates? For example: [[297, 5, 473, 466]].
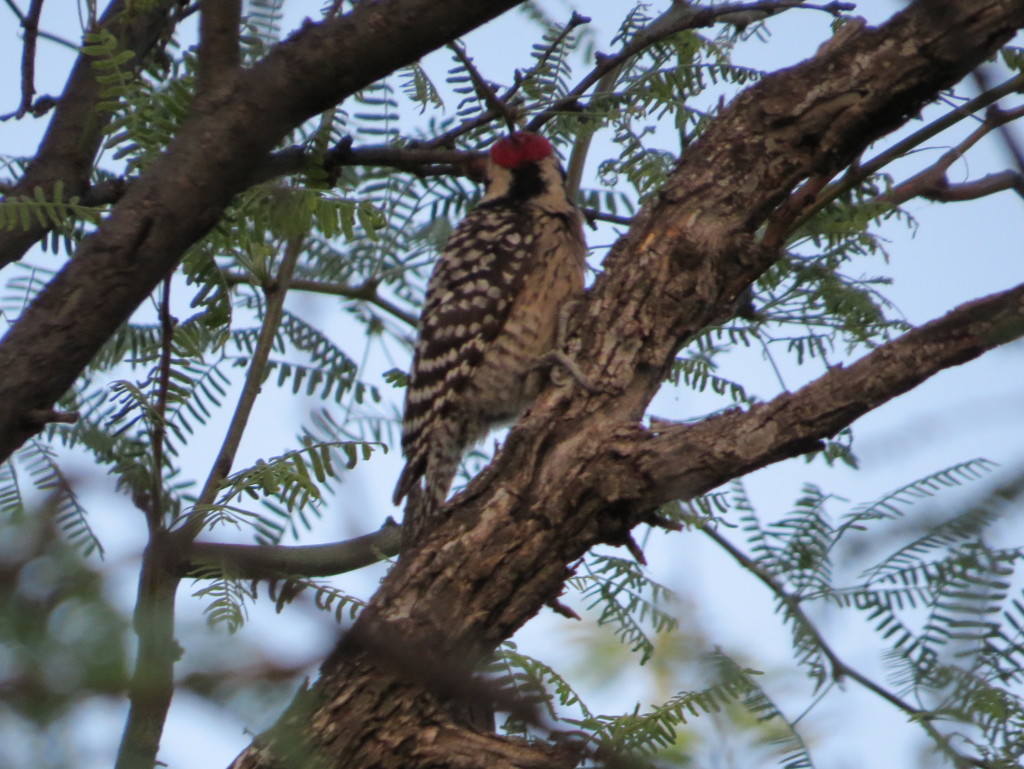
[[483, 132, 570, 210]]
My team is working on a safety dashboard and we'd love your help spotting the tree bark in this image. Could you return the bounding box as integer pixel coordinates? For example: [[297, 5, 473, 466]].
[[224, 1, 1024, 767]]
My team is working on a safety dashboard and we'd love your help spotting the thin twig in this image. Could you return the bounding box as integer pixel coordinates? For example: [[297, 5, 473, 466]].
[[0, 0, 43, 121], [149, 275, 175, 532], [221, 270, 418, 327], [423, 12, 591, 149], [527, 0, 854, 133], [882, 104, 1024, 206], [779, 71, 1024, 236], [972, 69, 1024, 177], [506, 11, 590, 107], [177, 237, 305, 543], [448, 41, 519, 130], [2, 0, 23, 20]]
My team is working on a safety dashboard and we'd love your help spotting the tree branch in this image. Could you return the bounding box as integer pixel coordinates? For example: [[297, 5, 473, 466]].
[[179, 236, 304, 543], [197, 0, 241, 94], [220, 271, 418, 327], [0, 0, 43, 121], [772, 71, 1024, 240], [184, 521, 402, 579], [699, 524, 980, 769], [632, 282, 1024, 507], [882, 103, 1024, 206], [526, 0, 856, 133]]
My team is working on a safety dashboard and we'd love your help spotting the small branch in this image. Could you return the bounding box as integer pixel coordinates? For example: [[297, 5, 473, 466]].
[[148, 276, 175, 532], [22, 408, 79, 427], [881, 103, 1024, 207], [448, 41, 519, 129], [421, 12, 592, 150], [918, 170, 1024, 202], [509, 11, 590, 107], [564, 64, 620, 199], [184, 521, 402, 579], [781, 71, 1024, 235], [972, 68, 1024, 178], [580, 207, 633, 227], [177, 237, 305, 543], [250, 142, 476, 187], [7, 0, 43, 120], [221, 270, 418, 327], [1, 0, 23, 19], [197, 0, 241, 94]]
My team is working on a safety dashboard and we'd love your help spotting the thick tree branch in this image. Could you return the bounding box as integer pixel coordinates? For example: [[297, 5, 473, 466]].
[[0, 0, 528, 464], [632, 283, 1024, 506]]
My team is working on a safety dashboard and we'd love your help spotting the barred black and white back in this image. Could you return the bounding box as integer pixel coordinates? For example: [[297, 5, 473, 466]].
[[394, 133, 586, 546]]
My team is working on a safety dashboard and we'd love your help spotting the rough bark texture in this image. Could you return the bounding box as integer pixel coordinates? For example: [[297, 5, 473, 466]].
[[221, 1, 1024, 768]]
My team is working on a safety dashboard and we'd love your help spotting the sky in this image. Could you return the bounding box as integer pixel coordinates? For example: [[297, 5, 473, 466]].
[[2, 1, 1024, 768]]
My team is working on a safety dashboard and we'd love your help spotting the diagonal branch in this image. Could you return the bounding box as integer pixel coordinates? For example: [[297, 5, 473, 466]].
[[700, 524, 980, 769], [633, 281, 1024, 508], [179, 236, 305, 543], [184, 521, 402, 579], [1, 0, 44, 120], [526, 0, 855, 133]]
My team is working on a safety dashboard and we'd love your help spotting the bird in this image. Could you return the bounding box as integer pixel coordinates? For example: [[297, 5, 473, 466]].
[[393, 131, 587, 547]]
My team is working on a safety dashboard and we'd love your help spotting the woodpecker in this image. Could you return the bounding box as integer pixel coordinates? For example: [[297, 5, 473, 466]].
[[394, 132, 586, 546]]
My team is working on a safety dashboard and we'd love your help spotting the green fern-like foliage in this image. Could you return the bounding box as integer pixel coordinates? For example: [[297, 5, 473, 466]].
[[569, 554, 679, 664], [715, 460, 1024, 766]]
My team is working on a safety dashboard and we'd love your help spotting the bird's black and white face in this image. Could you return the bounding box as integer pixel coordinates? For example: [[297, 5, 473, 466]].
[[482, 132, 573, 212]]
